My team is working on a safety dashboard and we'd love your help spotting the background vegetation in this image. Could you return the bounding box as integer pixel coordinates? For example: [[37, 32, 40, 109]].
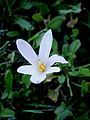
[[0, 0, 90, 119]]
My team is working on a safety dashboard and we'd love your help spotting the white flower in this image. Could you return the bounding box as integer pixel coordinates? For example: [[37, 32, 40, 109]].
[[16, 29, 68, 84]]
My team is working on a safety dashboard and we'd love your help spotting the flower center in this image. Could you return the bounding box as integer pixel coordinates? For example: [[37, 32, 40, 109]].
[[38, 62, 46, 72]]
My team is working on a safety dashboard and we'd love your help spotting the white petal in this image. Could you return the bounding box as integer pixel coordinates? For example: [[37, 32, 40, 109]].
[[48, 54, 68, 66], [39, 29, 53, 61], [17, 65, 36, 75], [30, 73, 46, 84], [46, 67, 60, 74], [16, 39, 38, 65]]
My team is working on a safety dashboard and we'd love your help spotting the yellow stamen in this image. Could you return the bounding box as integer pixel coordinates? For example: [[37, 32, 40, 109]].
[[38, 63, 46, 72]]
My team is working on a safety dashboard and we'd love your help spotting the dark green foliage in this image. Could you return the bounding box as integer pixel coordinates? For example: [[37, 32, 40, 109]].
[[0, 0, 90, 120]]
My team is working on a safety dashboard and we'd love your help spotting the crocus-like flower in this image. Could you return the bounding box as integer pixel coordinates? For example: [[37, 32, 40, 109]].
[[16, 29, 68, 84]]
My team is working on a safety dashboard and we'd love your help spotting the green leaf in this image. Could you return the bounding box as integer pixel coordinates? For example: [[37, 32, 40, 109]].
[[79, 68, 90, 77], [62, 44, 69, 57], [0, 102, 4, 111], [55, 102, 73, 120], [4, 70, 13, 99], [58, 75, 65, 84], [69, 39, 81, 53], [35, 33, 44, 48], [0, 108, 15, 118], [71, 3, 81, 13], [24, 103, 55, 108], [48, 89, 59, 102], [47, 16, 65, 31], [6, 31, 19, 37], [0, 41, 9, 52], [13, 91, 19, 98], [81, 80, 88, 96], [14, 18, 34, 31], [1, 90, 8, 99], [76, 112, 89, 120], [28, 29, 46, 42], [59, 3, 81, 15], [8, 52, 15, 62], [21, 2, 33, 10], [59, 9, 72, 15], [22, 75, 31, 89], [28, 33, 40, 42], [28, 30, 47, 49], [32, 13, 43, 22], [55, 102, 66, 114], [52, 39, 58, 53], [68, 71, 79, 77], [23, 110, 43, 113], [71, 28, 79, 38], [64, 35, 69, 41], [69, 68, 90, 77], [38, 2, 50, 15]]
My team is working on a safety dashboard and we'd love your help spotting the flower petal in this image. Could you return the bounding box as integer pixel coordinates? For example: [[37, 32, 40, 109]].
[[30, 73, 46, 84], [39, 29, 53, 61], [48, 54, 68, 66], [16, 39, 38, 65], [46, 67, 60, 74], [17, 65, 36, 75]]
